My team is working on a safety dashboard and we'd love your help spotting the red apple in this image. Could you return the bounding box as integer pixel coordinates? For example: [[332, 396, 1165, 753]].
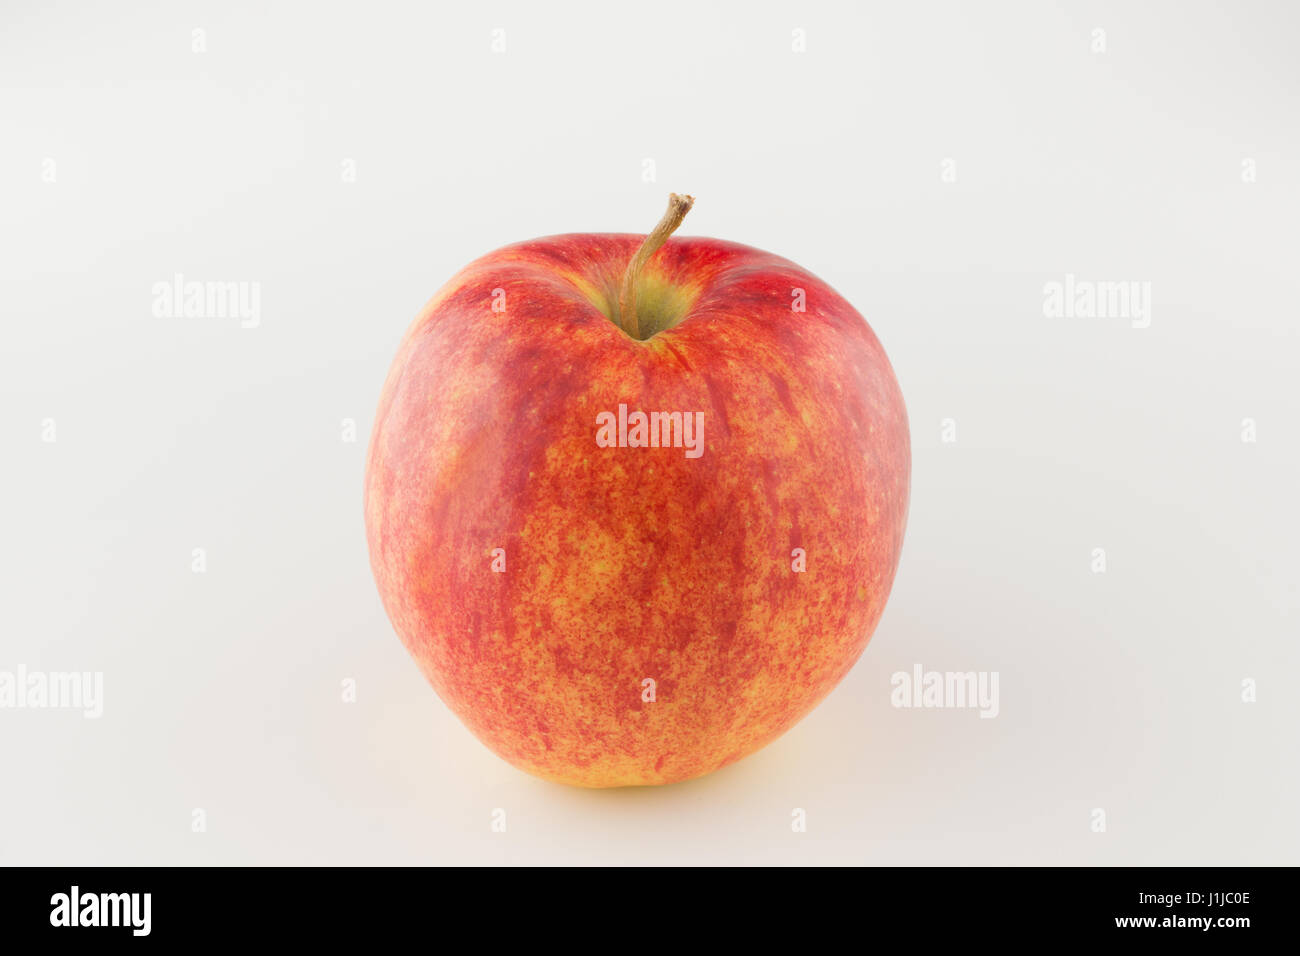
[[365, 195, 909, 787]]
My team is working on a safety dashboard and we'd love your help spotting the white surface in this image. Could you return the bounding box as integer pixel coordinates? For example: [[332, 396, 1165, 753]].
[[1, 0, 1296, 865]]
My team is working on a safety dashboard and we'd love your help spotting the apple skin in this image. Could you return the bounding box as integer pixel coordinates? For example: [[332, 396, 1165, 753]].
[[365, 233, 909, 787]]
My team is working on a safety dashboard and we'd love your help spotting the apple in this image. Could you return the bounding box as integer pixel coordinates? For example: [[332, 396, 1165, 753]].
[[365, 195, 909, 787]]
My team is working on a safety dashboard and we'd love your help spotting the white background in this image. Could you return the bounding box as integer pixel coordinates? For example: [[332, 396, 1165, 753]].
[[2, 0, 1297, 865]]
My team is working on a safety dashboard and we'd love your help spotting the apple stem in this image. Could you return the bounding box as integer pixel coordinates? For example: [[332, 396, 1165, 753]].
[[618, 193, 694, 339]]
